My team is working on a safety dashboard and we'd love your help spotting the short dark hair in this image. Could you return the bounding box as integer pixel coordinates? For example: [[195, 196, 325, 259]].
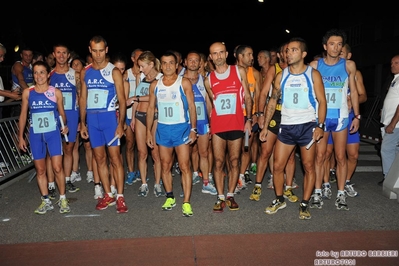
[[289, 37, 308, 53], [89, 35, 108, 47], [322, 29, 347, 46]]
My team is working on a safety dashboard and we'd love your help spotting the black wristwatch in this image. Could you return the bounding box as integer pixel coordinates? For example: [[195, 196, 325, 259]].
[[317, 123, 325, 130], [190, 128, 198, 134]]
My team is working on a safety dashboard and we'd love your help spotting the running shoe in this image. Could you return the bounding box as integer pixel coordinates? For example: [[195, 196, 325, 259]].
[[34, 197, 54, 214], [116, 196, 128, 213], [310, 193, 323, 209], [70, 172, 81, 183], [192, 172, 201, 185], [250, 163, 257, 175], [330, 169, 337, 183], [125, 172, 136, 185], [202, 182, 217, 195], [162, 197, 176, 210], [174, 162, 181, 175], [86, 171, 94, 183], [94, 184, 104, 200], [133, 171, 141, 183], [345, 182, 358, 197], [209, 173, 214, 186], [292, 178, 299, 189], [154, 184, 165, 197], [299, 202, 311, 220], [182, 202, 193, 217], [111, 186, 117, 198], [213, 198, 225, 213], [226, 196, 239, 211], [264, 199, 286, 214], [96, 194, 116, 210], [267, 176, 274, 189], [335, 193, 349, 210], [234, 175, 247, 194], [244, 170, 252, 185], [322, 184, 332, 199], [249, 185, 262, 201], [66, 181, 80, 193], [57, 198, 71, 214], [283, 188, 299, 202], [48, 187, 57, 200], [138, 184, 149, 197]]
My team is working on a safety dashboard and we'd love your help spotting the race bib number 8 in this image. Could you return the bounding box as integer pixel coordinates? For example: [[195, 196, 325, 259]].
[[284, 88, 308, 109]]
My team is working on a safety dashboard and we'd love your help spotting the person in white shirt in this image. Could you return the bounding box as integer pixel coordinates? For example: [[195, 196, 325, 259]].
[[379, 54, 399, 185]]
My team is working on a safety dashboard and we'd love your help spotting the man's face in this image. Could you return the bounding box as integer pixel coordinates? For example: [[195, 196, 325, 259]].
[[160, 55, 178, 75], [185, 53, 200, 71], [270, 51, 277, 64], [132, 50, 143, 65], [323, 36, 343, 58], [241, 48, 254, 67], [391, 56, 399, 75], [257, 52, 268, 67], [209, 43, 227, 67], [21, 50, 33, 65], [286, 41, 304, 65], [278, 44, 288, 64], [53, 46, 69, 65], [89, 41, 108, 64]]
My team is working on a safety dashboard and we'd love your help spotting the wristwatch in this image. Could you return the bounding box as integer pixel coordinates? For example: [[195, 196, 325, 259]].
[[190, 128, 198, 134], [354, 114, 361, 120], [317, 123, 325, 130]]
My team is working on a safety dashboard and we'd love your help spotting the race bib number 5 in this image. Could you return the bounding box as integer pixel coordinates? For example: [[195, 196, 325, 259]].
[[87, 89, 108, 109]]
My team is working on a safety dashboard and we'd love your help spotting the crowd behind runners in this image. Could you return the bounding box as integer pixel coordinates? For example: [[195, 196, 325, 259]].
[[4, 28, 379, 219]]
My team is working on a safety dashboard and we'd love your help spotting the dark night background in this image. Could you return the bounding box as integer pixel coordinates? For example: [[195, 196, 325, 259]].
[[1, 0, 338, 67]]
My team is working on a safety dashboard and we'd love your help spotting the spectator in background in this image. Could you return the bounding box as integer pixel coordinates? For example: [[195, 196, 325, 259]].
[[0, 44, 22, 117], [86, 54, 93, 65], [10, 45, 33, 118], [379, 54, 399, 185], [269, 47, 278, 66], [45, 51, 55, 69], [32, 51, 44, 64]]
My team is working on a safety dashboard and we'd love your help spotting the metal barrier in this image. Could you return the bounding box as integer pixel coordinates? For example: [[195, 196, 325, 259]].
[[0, 101, 34, 186]]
